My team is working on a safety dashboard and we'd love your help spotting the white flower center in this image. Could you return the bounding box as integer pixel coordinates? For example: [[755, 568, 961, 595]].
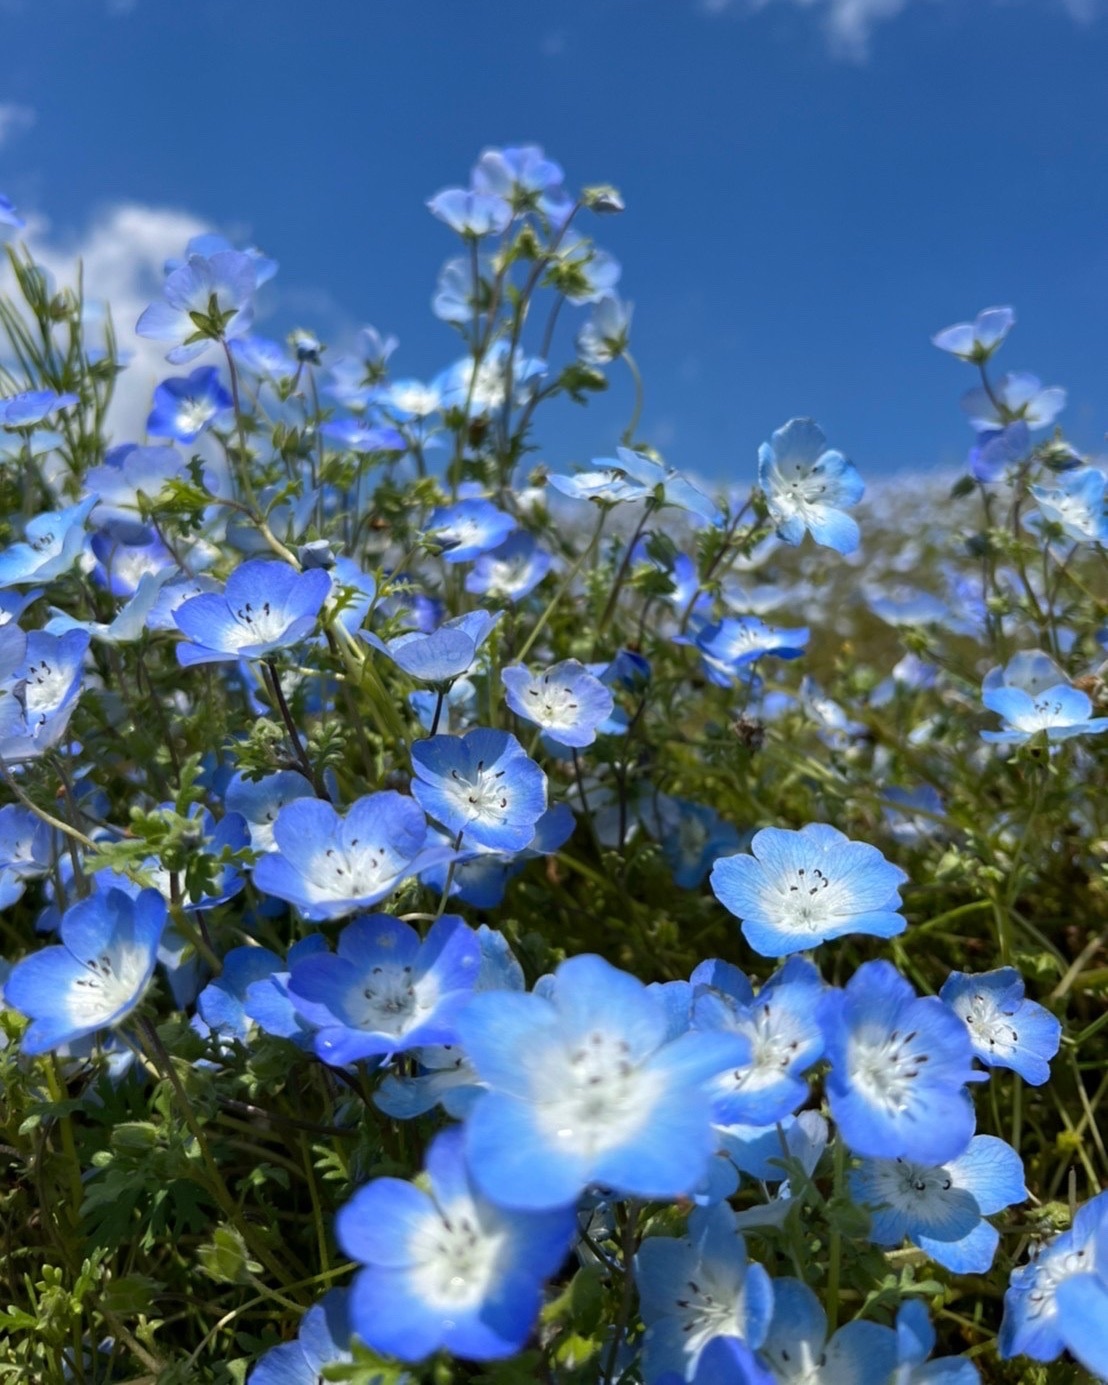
[[226, 599, 290, 649], [446, 760, 512, 827], [66, 943, 149, 1025], [848, 1024, 928, 1113], [409, 1198, 505, 1310], [525, 676, 579, 729], [536, 1029, 660, 1159]]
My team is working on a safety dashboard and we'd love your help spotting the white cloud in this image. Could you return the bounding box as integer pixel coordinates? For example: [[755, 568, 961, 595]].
[[24, 203, 211, 441], [0, 103, 35, 149], [704, 0, 1099, 61]]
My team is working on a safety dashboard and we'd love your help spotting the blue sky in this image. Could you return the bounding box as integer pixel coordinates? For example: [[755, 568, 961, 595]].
[[1, 0, 1106, 479]]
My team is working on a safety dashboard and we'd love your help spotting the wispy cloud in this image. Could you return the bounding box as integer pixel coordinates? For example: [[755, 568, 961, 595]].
[[703, 0, 1099, 61], [0, 103, 35, 149]]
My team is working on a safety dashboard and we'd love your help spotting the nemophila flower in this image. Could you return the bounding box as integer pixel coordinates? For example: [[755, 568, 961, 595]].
[[553, 234, 622, 305], [820, 960, 977, 1165], [998, 1190, 1108, 1364], [1029, 466, 1108, 544], [636, 1203, 774, 1384], [410, 677, 476, 735], [6, 888, 166, 1054], [363, 609, 500, 686], [692, 957, 825, 1126], [285, 913, 480, 1066], [420, 801, 575, 910], [224, 769, 314, 855], [46, 568, 175, 647], [252, 791, 442, 921], [84, 443, 206, 523], [320, 416, 407, 452], [427, 186, 513, 237], [608, 445, 722, 525], [456, 952, 749, 1210], [337, 1126, 575, 1362], [0, 628, 90, 763], [436, 343, 546, 414], [984, 648, 1067, 698], [242, 935, 328, 1048], [166, 232, 278, 286], [547, 459, 652, 506], [850, 1134, 1026, 1274], [980, 680, 1108, 744], [381, 377, 443, 422], [432, 253, 490, 326], [194, 944, 284, 1048], [1054, 1219, 1108, 1382], [96, 804, 249, 912], [472, 143, 569, 218], [502, 659, 614, 749], [0, 495, 97, 587], [577, 292, 633, 364], [465, 532, 552, 602], [145, 574, 220, 632], [758, 418, 864, 555], [146, 365, 232, 442], [893, 1301, 981, 1385], [710, 824, 908, 958], [0, 388, 79, 429], [728, 1111, 829, 1229], [932, 306, 1015, 362], [410, 728, 547, 851], [960, 371, 1066, 432], [136, 249, 258, 364], [658, 1336, 775, 1385], [425, 498, 516, 563], [882, 784, 946, 847], [173, 559, 331, 666], [0, 805, 53, 909], [968, 421, 1030, 483], [761, 1278, 898, 1385], [248, 1288, 353, 1385], [89, 520, 174, 598], [939, 968, 1061, 1085], [640, 793, 741, 889], [695, 617, 809, 687]]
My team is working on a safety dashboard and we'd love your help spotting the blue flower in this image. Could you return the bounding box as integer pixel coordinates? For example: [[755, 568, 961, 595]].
[[1029, 466, 1108, 544], [502, 659, 614, 749], [85, 444, 203, 523], [547, 461, 652, 506], [932, 306, 1015, 362], [0, 805, 54, 909], [577, 293, 633, 365], [6, 888, 166, 1054], [427, 187, 513, 238], [692, 956, 825, 1125], [758, 1278, 898, 1385], [850, 1134, 1026, 1273], [710, 824, 907, 958], [820, 961, 978, 1165], [472, 144, 569, 220], [694, 617, 809, 686], [456, 952, 748, 1210], [640, 793, 741, 889], [320, 416, 407, 452], [420, 802, 575, 910], [425, 499, 516, 563], [251, 791, 442, 921], [0, 389, 79, 429], [968, 421, 1030, 483], [757, 419, 864, 555], [0, 194, 25, 235], [242, 936, 329, 1049], [363, 609, 500, 686], [195, 944, 284, 1047], [465, 532, 552, 602], [0, 628, 90, 763], [1054, 1216, 1108, 1382], [981, 681, 1108, 744], [146, 366, 232, 443], [893, 1301, 980, 1384], [656, 1336, 775, 1385], [248, 1289, 353, 1385], [173, 559, 331, 666], [635, 1202, 775, 1383], [286, 913, 481, 1066], [605, 446, 722, 525], [337, 1127, 576, 1361], [136, 250, 258, 364], [939, 968, 1061, 1086], [410, 728, 547, 852], [999, 1190, 1108, 1364], [0, 495, 97, 587], [224, 769, 315, 853], [95, 804, 249, 912], [961, 371, 1065, 432]]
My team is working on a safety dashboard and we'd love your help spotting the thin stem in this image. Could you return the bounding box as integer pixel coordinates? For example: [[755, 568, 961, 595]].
[[516, 508, 607, 665]]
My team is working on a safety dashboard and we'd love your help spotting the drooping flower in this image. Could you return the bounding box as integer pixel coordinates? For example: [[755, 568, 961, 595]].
[[427, 187, 513, 238], [336, 1127, 576, 1361], [224, 770, 315, 854], [819, 960, 978, 1165], [710, 824, 908, 958], [1028, 466, 1108, 544], [502, 659, 614, 749], [931, 306, 1015, 363], [173, 559, 331, 666], [960, 371, 1066, 432], [757, 419, 864, 555], [136, 249, 258, 364], [939, 968, 1061, 1085], [409, 728, 547, 852], [850, 1133, 1026, 1273], [363, 610, 500, 686], [456, 952, 749, 1210], [285, 913, 481, 1066], [6, 887, 166, 1054], [576, 293, 633, 365], [0, 805, 54, 909], [0, 495, 98, 587], [635, 1202, 775, 1384], [252, 791, 444, 920]]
